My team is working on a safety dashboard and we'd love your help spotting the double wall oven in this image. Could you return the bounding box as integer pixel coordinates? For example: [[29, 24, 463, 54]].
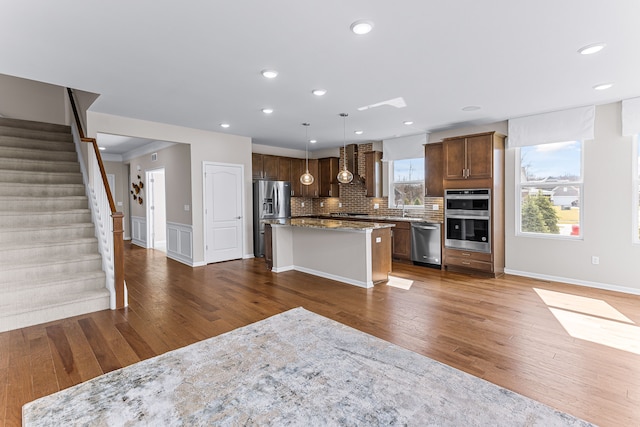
[[444, 189, 491, 253]]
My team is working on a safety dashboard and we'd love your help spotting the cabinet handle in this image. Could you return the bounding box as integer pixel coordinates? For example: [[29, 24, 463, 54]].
[[461, 252, 471, 257], [462, 261, 471, 265]]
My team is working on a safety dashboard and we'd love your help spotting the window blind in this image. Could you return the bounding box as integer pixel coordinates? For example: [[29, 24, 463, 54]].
[[382, 133, 427, 161], [507, 105, 595, 148], [622, 97, 640, 136]]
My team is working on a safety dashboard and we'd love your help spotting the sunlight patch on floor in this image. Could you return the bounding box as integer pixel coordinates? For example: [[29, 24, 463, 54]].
[[534, 288, 639, 355], [386, 275, 414, 290]]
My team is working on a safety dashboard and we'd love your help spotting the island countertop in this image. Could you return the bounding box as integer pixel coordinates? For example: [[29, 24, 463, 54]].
[[266, 218, 395, 231]]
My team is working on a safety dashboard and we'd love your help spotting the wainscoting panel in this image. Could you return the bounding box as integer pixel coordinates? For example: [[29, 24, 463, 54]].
[[167, 222, 193, 266], [131, 216, 147, 248]]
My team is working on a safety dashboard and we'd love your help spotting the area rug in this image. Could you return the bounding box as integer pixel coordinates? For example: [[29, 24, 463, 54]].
[[23, 308, 593, 426]]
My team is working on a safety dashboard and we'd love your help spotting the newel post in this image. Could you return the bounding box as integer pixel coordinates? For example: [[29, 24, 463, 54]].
[[112, 212, 125, 309]]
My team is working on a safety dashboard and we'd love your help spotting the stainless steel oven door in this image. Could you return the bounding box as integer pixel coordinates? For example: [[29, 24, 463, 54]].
[[445, 215, 490, 253]]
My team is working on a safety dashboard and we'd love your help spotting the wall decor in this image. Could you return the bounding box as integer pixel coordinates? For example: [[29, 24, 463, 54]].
[[131, 175, 144, 205]]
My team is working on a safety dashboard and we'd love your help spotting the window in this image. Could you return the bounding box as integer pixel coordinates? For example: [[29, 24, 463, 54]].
[[634, 137, 640, 243], [517, 141, 583, 237], [388, 158, 424, 208]]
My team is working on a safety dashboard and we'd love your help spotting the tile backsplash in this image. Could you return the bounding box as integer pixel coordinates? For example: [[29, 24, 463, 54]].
[[290, 142, 443, 222]]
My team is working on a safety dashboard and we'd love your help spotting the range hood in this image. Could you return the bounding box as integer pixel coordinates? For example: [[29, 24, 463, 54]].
[[344, 144, 362, 183]]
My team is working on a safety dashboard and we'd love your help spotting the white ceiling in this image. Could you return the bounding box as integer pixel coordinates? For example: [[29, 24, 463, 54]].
[[1, 1, 639, 152]]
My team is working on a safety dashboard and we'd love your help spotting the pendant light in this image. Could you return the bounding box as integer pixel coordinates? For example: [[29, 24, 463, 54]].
[[337, 113, 354, 184], [300, 122, 314, 186]]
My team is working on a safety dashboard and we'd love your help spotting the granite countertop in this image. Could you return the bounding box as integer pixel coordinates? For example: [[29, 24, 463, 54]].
[[267, 218, 395, 231], [306, 214, 441, 224]]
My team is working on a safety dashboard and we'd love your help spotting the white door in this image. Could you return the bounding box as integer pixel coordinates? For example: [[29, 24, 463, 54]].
[[205, 163, 244, 263], [146, 169, 167, 252]]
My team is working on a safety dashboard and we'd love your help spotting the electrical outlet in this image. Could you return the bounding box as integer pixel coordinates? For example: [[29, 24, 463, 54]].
[[338, 202, 342, 208], [117, 201, 123, 207], [301, 202, 305, 207], [374, 203, 379, 209], [184, 205, 190, 211], [591, 256, 599, 265], [320, 202, 324, 207], [432, 204, 439, 210], [375, 237, 382, 243]]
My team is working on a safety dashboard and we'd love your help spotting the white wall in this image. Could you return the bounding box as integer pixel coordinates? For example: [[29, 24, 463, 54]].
[[505, 102, 639, 294], [0, 73, 67, 124], [87, 111, 253, 266]]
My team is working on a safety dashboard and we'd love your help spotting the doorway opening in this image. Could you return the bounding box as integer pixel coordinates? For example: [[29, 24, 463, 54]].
[[146, 168, 167, 252]]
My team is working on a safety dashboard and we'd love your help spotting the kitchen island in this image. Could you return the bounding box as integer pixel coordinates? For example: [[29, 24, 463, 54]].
[[266, 218, 394, 288]]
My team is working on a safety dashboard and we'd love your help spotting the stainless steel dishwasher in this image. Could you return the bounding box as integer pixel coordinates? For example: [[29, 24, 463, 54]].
[[410, 222, 441, 267]]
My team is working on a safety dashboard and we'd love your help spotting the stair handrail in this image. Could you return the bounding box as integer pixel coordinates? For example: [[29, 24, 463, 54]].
[[67, 88, 126, 309]]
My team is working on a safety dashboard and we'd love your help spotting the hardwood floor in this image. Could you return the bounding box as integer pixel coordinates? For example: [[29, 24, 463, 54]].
[[2, 243, 639, 426]]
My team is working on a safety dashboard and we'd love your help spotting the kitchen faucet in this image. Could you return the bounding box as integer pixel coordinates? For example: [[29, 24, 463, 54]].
[[397, 200, 406, 217]]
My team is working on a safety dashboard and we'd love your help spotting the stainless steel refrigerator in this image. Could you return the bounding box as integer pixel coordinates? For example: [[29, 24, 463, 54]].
[[253, 180, 291, 257]]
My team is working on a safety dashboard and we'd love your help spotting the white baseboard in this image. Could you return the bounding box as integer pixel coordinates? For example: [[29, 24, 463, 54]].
[[294, 266, 373, 289], [504, 269, 640, 296]]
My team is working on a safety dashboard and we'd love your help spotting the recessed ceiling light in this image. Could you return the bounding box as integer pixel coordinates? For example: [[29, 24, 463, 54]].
[[261, 69, 278, 79], [310, 139, 317, 144], [462, 105, 481, 111], [262, 108, 274, 114], [593, 83, 613, 91], [578, 43, 606, 55], [220, 123, 230, 128], [354, 130, 364, 135], [403, 121, 414, 125], [98, 146, 106, 151], [350, 20, 374, 35], [312, 89, 327, 96]]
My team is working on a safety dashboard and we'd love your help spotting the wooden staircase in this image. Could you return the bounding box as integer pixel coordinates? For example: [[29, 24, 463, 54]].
[[0, 117, 110, 333]]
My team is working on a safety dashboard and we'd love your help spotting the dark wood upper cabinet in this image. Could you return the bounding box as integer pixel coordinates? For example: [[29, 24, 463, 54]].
[[302, 159, 319, 198], [278, 157, 291, 181], [364, 151, 383, 197], [252, 153, 264, 179], [424, 142, 443, 197], [443, 132, 499, 182], [289, 158, 304, 197], [262, 155, 279, 180], [318, 157, 339, 197]]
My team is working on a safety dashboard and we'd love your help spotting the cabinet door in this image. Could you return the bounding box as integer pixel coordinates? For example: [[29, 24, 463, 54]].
[[465, 134, 493, 179], [443, 138, 466, 180], [424, 143, 443, 196], [262, 155, 279, 180], [278, 157, 291, 181], [392, 226, 411, 260], [364, 151, 382, 197], [252, 153, 264, 179], [302, 159, 319, 197], [318, 157, 339, 197], [289, 158, 304, 197]]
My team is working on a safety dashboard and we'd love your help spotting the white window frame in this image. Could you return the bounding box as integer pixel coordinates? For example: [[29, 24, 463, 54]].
[[633, 135, 640, 244], [516, 141, 584, 239], [387, 158, 425, 210]]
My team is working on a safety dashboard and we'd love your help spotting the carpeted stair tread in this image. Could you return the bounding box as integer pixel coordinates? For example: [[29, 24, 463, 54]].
[[0, 195, 89, 211], [0, 169, 83, 184], [0, 209, 92, 227], [0, 288, 109, 314], [0, 145, 78, 162], [0, 237, 99, 261], [0, 157, 80, 173], [0, 124, 74, 142], [0, 135, 76, 152], [0, 223, 95, 243], [0, 183, 85, 197], [0, 252, 102, 269], [0, 117, 71, 134], [0, 270, 106, 293]]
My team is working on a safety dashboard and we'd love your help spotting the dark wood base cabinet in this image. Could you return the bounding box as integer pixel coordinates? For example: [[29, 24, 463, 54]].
[[391, 221, 411, 261]]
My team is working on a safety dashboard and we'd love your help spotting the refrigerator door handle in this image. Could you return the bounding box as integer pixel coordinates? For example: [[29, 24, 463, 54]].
[[274, 185, 279, 215]]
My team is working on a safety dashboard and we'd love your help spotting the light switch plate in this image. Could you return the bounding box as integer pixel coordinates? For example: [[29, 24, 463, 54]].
[[184, 205, 190, 211], [117, 201, 123, 207], [374, 203, 379, 209], [301, 202, 305, 207], [320, 202, 324, 207], [338, 202, 342, 208]]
